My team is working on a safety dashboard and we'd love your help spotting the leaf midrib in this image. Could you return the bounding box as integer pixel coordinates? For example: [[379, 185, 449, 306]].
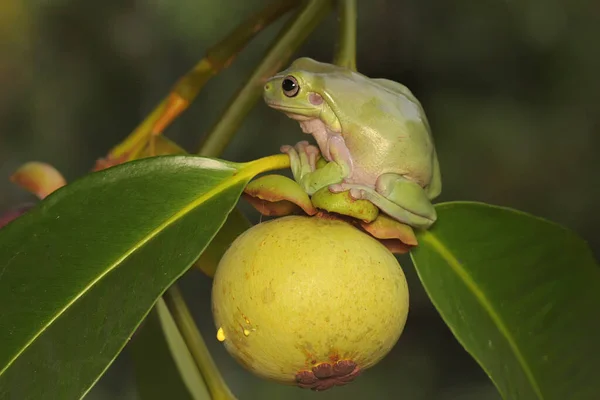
[[0, 161, 257, 377], [420, 230, 544, 400]]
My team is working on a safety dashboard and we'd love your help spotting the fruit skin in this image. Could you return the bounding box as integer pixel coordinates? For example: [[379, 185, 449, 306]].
[[211, 215, 409, 390]]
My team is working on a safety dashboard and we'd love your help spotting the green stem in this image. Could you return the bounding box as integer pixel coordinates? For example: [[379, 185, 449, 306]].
[[197, 0, 334, 157], [102, 0, 301, 164], [333, 0, 357, 71], [164, 286, 236, 400], [175, 0, 301, 103]]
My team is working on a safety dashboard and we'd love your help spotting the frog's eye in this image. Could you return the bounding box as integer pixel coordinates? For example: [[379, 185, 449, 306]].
[[282, 76, 299, 97]]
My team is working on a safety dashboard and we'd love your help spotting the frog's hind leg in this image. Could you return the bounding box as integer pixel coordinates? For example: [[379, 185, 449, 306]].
[[332, 174, 437, 229], [372, 174, 437, 228]]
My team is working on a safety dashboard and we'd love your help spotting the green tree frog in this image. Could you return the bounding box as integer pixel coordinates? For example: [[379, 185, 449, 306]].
[[263, 57, 442, 229]]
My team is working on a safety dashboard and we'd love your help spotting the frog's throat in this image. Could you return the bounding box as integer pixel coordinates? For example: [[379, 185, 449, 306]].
[[297, 119, 334, 161]]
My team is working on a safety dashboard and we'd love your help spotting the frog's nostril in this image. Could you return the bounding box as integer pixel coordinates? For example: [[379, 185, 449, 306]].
[[264, 83, 271, 91]]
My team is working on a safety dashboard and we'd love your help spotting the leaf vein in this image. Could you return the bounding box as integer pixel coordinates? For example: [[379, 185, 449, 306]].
[[0, 154, 289, 377], [421, 230, 544, 400]]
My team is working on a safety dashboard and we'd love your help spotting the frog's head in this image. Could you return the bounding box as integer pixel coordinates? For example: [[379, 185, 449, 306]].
[[263, 58, 341, 129]]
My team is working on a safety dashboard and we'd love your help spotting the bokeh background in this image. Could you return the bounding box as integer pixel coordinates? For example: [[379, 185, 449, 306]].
[[1, 0, 598, 399]]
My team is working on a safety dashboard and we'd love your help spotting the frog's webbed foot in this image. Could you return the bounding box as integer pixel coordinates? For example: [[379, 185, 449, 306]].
[[329, 174, 437, 229], [280, 140, 321, 182]]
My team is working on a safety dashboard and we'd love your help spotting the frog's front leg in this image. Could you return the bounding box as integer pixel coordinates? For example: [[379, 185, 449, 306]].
[[280, 141, 320, 182], [331, 173, 437, 229], [281, 136, 349, 195]]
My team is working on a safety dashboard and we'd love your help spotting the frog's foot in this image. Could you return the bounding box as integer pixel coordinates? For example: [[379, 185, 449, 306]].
[[329, 177, 437, 229], [280, 141, 321, 183], [329, 184, 363, 199]]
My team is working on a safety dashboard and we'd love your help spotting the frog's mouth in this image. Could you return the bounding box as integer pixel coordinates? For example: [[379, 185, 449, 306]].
[[264, 101, 312, 112], [264, 101, 315, 121]]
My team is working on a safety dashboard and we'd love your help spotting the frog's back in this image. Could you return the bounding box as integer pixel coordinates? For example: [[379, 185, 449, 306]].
[[325, 73, 439, 190], [374, 78, 442, 199]]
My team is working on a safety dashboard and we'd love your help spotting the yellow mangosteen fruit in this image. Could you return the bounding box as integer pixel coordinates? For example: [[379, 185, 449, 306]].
[[211, 215, 409, 391]]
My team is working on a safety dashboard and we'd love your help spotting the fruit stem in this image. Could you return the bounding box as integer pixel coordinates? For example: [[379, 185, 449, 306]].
[[244, 153, 291, 176], [164, 286, 237, 400]]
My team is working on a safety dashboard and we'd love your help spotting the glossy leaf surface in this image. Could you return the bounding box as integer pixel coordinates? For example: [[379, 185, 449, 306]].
[[411, 202, 600, 400], [0, 154, 284, 399]]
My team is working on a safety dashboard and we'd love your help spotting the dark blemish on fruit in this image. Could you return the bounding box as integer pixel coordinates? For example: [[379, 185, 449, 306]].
[[296, 370, 318, 386], [328, 351, 340, 363], [295, 360, 361, 391], [312, 363, 333, 378], [332, 359, 355, 376]]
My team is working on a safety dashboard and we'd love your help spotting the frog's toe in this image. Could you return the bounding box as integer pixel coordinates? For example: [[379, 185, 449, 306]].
[[305, 146, 320, 171], [294, 141, 320, 172], [280, 144, 304, 182], [293, 140, 310, 149], [294, 140, 319, 154], [294, 141, 319, 153], [349, 188, 365, 199], [328, 183, 347, 193], [329, 183, 373, 195], [280, 144, 294, 153], [305, 144, 321, 157]]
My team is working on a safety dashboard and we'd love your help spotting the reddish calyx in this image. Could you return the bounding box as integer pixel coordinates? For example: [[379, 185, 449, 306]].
[[295, 360, 362, 391]]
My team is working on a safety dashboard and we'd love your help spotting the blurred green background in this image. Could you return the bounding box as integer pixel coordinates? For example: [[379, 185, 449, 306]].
[[1, 0, 598, 399]]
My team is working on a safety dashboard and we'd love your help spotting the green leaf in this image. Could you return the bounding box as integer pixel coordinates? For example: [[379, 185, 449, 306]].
[[411, 201, 600, 400], [148, 135, 252, 278], [130, 299, 210, 400], [0, 154, 288, 399]]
